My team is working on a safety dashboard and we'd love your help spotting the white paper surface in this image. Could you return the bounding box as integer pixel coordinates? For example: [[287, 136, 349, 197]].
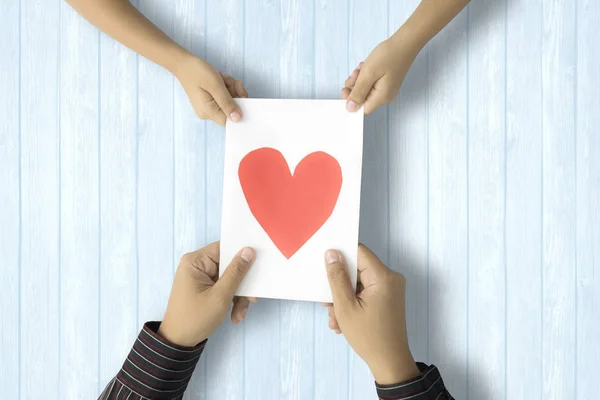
[[220, 99, 364, 302]]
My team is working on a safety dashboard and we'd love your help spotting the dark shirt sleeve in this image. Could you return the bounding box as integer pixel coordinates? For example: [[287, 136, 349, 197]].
[[98, 321, 205, 400], [375, 363, 454, 400]]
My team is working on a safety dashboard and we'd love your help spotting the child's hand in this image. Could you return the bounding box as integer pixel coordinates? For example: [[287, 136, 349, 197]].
[[343, 35, 419, 115], [324, 244, 420, 384], [158, 242, 256, 347], [174, 56, 248, 126]]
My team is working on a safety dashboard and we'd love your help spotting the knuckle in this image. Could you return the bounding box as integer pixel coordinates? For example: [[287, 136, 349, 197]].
[[222, 100, 237, 112], [179, 252, 195, 265], [352, 88, 369, 100], [195, 108, 209, 120], [360, 66, 376, 80], [179, 251, 212, 271]]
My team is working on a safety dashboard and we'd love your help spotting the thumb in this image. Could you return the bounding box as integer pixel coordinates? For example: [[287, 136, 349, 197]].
[[346, 70, 377, 112], [325, 250, 356, 309], [214, 247, 255, 300], [211, 81, 242, 123]]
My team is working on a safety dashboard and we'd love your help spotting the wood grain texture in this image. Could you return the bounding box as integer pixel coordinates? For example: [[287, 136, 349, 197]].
[[242, 1, 282, 399], [314, 0, 350, 398], [59, 3, 100, 398], [3, 1, 600, 398], [278, 2, 316, 400], [136, 0, 175, 329], [98, 22, 139, 397], [427, 6, 469, 399], [466, 1, 506, 398], [542, 1, 577, 399], [506, 0, 543, 399], [20, 0, 60, 398], [576, 1, 600, 399], [172, 0, 208, 398], [348, 0, 388, 398], [0, 0, 20, 398], [388, 0, 429, 366], [203, 1, 244, 399]]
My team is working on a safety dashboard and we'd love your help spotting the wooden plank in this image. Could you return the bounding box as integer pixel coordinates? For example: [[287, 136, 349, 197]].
[[576, 0, 600, 398], [172, 0, 208, 397], [242, 1, 281, 398], [19, 0, 61, 397], [387, 0, 429, 366], [201, 2, 245, 399], [59, 3, 100, 398], [348, 0, 388, 398], [466, 1, 506, 398], [427, 8, 468, 399], [98, 25, 138, 393], [203, 2, 244, 399], [505, 0, 543, 398], [314, 0, 350, 398], [278, 2, 315, 400], [0, 0, 20, 397], [136, 0, 175, 328], [541, 1, 577, 399]]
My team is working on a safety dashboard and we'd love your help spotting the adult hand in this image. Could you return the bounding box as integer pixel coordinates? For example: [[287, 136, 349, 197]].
[[158, 242, 256, 347], [324, 244, 420, 384], [174, 55, 248, 126], [343, 32, 419, 115]]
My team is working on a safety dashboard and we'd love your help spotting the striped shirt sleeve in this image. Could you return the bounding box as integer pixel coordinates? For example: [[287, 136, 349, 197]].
[[375, 363, 454, 400], [98, 321, 205, 400]]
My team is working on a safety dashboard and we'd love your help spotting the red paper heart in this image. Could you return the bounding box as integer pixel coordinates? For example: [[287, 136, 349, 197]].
[[238, 147, 343, 259]]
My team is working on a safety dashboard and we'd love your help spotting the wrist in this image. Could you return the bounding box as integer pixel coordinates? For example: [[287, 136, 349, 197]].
[[157, 320, 199, 348], [167, 48, 196, 79], [370, 351, 421, 385], [389, 21, 428, 56]]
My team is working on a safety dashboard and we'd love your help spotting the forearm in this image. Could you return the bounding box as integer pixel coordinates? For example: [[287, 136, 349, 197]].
[[66, 0, 189, 75], [391, 0, 470, 53]]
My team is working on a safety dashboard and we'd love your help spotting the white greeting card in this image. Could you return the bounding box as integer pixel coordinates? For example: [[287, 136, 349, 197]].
[[219, 99, 364, 303]]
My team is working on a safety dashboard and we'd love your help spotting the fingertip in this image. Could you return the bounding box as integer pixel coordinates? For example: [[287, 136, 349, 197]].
[[328, 319, 336, 330], [325, 249, 342, 265], [229, 110, 242, 123], [240, 247, 255, 263], [346, 100, 359, 112]]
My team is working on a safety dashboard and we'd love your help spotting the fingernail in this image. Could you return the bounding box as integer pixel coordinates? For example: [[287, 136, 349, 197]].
[[346, 100, 358, 112], [230, 110, 242, 122], [357, 62, 364, 70], [240, 247, 255, 263], [325, 250, 341, 265], [240, 308, 248, 320]]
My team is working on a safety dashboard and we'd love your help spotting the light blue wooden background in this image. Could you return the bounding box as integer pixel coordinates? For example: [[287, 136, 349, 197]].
[[1, 0, 599, 399]]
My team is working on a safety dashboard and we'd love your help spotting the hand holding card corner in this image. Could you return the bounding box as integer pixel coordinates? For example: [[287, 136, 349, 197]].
[[158, 242, 256, 348]]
